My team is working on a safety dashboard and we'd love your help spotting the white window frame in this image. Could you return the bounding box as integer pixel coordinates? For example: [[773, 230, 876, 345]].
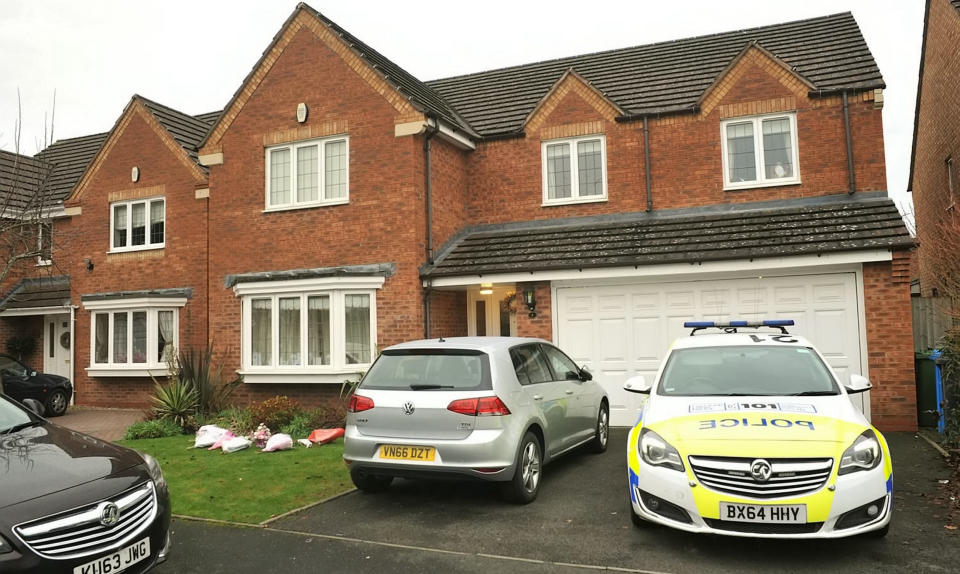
[[264, 135, 350, 212], [83, 297, 185, 377], [720, 112, 801, 190], [109, 197, 165, 253], [541, 134, 608, 206], [235, 276, 383, 383], [36, 221, 52, 266]]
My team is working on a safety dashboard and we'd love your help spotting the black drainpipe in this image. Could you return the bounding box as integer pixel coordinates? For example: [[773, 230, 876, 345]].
[[842, 91, 856, 195], [643, 116, 653, 212], [424, 119, 439, 338]]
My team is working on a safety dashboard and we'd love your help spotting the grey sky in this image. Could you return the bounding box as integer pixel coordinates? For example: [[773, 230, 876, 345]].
[[0, 0, 922, 214]]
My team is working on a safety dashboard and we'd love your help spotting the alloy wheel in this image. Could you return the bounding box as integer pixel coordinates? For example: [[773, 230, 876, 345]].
[[521, 441, 541, 493]]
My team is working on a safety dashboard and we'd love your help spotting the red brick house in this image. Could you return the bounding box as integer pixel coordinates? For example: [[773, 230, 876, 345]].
[[1, 4, 915, 430], [909, 0, 960, 315]]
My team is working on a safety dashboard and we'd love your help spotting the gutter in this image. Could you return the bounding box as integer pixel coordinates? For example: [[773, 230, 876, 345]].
[[423, 119, 439, 338], [643, 116, 653, 212], [842, 91, 856, 195]]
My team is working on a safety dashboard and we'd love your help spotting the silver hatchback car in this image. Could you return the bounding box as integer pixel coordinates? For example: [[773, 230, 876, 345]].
[[343, 337, 609, 503]]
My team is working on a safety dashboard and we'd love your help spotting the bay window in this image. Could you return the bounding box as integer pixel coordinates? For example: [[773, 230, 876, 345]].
[[84, 295, 185, 376], [721, 112, 800, 189], [265, 135, 349, 210], [236, 276, 382, 382], [111, 198, 165, 251], [90, 308, 178, 370]]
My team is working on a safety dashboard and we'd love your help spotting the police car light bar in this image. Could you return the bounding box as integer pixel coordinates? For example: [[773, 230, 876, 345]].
[[683, 319, 795, 335]]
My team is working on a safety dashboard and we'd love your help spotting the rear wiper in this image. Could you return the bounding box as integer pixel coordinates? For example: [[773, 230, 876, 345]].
[[716, 393, 771, 396], [787, 391, 839, 396], [409, 384, 456, 390], [1, 420, 42, 435]]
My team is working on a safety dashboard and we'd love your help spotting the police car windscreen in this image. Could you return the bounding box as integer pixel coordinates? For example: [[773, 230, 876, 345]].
[[658, 346, 839, 396]]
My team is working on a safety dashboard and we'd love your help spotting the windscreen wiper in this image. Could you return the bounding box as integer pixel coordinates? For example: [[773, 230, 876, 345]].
[[787, 391, 839, 396], [409, 384, 456, 390]]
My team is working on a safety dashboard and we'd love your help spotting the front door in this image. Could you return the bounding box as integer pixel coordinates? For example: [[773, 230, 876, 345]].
[[467, 287, 518, 337], [43, 314, 71, 384]]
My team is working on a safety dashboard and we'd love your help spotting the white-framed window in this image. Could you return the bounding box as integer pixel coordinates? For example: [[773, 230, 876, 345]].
[[83, 296, 185, 376], [110, 197, 165, 252], [37, 221, 52, 266], [541, 134, 607, 205], [721, 112, 800, 190], [235, 276, 383, 382], [265, 135, 349, 211]]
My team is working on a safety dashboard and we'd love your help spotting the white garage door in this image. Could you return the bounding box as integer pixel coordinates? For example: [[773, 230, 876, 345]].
[[555, 272, 865, 427]]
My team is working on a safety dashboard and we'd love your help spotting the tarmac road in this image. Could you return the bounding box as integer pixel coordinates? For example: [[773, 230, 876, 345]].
[[158, 430, 958, 574]]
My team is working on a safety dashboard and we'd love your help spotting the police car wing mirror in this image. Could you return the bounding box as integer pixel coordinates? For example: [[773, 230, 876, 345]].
[[578, 367, 593, 381], [844, 374, 872, 394], [623, 375, 652, 394]]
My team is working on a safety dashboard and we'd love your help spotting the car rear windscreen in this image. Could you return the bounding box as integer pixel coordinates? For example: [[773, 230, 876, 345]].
[[359, 349, 492, 391]]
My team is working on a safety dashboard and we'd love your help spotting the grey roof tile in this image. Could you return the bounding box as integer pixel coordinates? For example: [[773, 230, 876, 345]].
[[423, 196, 912, 278], [34, 132, 108, 203], [0, 276, 70, 310], [138, 96, 215, 164], [426, 12, 883, 137], [0, 150, 55, 212]]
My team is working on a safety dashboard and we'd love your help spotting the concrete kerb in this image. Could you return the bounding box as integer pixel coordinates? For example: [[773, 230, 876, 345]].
[[167, 487, 357, 529], [917, 429, 952, 459], [259, 488, 358, 526]]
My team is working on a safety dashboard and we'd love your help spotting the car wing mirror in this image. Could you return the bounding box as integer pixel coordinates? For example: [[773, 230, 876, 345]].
[[843, 374, 872, 394], [578, 368, 593, 381], [623, 375, 652, 394]]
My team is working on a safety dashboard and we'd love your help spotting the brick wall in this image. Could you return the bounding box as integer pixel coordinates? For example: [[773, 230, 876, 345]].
[[863, 252, 917, 431], [428, 290, 467, 339], [514, 282, 553, 341], [65, 107, 209, 408], [465, 54, 885, 226], [206, 26, 430, 404], [912, 0, 960, 297]]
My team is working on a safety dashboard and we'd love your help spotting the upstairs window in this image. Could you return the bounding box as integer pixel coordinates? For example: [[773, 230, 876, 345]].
[[37, 222, 52, 266], [721, 113, 800, 189], [111, 198, 165, 252], [266, 136, 349, 210], [541, 135, 607, 205]]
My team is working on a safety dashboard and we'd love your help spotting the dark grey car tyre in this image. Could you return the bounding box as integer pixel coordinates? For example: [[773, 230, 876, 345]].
[[588, 402, 609, 453], [502, 431, 542, 504], [45, 389, 68, 417], [350, 468, 393, 493]]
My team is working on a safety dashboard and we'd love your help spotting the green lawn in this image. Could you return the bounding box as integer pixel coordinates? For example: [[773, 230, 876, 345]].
[[118, 436, 352, 524]]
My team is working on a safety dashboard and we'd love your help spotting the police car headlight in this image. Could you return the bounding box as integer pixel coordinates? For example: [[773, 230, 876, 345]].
[[141, 452, 167, 489], [838, 430, 881, 475], [639, 428, 684, 472]]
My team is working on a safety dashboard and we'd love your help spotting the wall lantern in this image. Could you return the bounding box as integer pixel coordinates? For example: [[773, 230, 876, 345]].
[[296, 102, 308, 123], [131, 166, 140, 182], [479, 283, 493, 296], [523, 288, 537, 318]]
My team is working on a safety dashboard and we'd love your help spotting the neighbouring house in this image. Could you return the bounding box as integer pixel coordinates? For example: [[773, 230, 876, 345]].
[[0, 3, 916, 430], [909, 0, 960, 348]]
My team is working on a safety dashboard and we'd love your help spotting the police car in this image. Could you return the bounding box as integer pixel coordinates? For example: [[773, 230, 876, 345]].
[[625, 320, 892, 538]]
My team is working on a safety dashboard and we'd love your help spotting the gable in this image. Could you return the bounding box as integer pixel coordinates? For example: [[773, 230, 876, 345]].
[[524, 70, 624, 135], [699, 43, 815, 117], [68, 99, 206, 205], [200, 6, 474, 156]]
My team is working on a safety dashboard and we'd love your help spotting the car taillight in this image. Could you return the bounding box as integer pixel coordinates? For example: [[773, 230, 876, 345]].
[[348, 394, 374, 412], [447, 397, 511, 416]]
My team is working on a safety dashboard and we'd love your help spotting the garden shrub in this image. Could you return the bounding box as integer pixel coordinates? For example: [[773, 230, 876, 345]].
[[249, 395, 301, 429], [150, 378, 198, 429], [213, 406, 255, 435], [124, 418, 182, 440], [280, 413, 313, 439]]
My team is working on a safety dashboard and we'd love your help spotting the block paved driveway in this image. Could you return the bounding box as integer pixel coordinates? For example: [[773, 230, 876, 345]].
[[160, 430, 959, 574]]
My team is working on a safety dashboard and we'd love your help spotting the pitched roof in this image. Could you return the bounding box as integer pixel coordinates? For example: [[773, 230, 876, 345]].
[[422, 194, 912, 278], [34, 132, 108, 203], [138, 95, 219, 164], [426, 12, 883, 137], [0, 276, 70, 310], [0, 150, 55, 212]]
